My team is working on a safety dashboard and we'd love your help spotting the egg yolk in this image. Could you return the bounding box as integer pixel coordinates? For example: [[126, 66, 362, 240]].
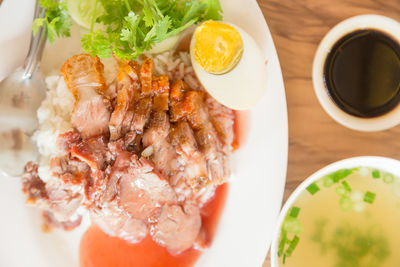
[[193, 21, 243, 74]]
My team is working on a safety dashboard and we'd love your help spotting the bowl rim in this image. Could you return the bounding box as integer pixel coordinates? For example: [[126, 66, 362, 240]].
[[312, 14, 400, 132], [270, 156, 400, 267]]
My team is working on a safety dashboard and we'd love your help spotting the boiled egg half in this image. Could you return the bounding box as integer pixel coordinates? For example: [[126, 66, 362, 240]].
[[190, 21, 267, 110]]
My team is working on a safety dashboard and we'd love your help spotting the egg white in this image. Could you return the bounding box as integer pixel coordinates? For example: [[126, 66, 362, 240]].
[[190, 23, 267, 110]]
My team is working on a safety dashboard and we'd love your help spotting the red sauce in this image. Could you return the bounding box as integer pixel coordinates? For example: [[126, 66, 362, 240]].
[[199, 184, 228, 247], [232, 110, 250, 150], [80, 231, 200, 267], [80, 184, 229, 267]]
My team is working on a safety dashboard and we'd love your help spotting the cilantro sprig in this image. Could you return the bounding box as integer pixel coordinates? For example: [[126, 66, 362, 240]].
[[34, 0, 223, 60], [32, 0, 72, 43]]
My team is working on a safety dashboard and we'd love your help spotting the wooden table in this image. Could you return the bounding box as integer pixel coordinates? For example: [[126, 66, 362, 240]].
[[258, 0, 400, 266]]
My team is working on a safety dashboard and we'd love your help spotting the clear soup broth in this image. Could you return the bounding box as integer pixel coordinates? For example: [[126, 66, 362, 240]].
[[278, 167, 400, 267]]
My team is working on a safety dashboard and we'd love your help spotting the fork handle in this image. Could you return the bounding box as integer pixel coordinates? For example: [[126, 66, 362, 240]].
[[22, 0, 47, 80]]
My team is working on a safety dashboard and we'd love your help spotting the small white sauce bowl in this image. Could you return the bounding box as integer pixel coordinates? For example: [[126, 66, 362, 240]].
[[312, 15, 400, 132], [270, 156, 400, 267]]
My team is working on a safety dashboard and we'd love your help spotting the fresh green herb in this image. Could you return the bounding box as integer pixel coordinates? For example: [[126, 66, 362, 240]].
[[33, 0, 72, 43], [372, 170, 380, 179], [340, 196, 353, 211], [81, 30, 112, 58], [279, 207, 303, 263], [349, 190, 363, 202], [87, 0, 223, 59], [278, 230, 287, 257], [283, 217, 303, 234], [364, 191, 376, 204], [311, 219, 328, 253], [285, 235, 300, 256], [341, 181, 352, 192], [289, 206, 300, 218], [322, 175, 334, 187], [312, 222, 390, 266], [329, 169, 354, 183], [35, 0, 223, 60], [306, 183, 320, 195], [336, 185, 347, 196], [383, 173, 394, 184], [201, 0, 223, 20]]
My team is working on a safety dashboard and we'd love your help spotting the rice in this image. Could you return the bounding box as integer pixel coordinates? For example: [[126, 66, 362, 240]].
[[148, 51, 203, 90], [33, 75, 74, 182]]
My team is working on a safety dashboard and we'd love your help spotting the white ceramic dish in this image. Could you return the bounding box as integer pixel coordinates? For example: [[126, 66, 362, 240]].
[[270, 156, 400, 267], [313, 15, 400, 132], [0, 0, 288, 266], [0, 0, 34, 80]]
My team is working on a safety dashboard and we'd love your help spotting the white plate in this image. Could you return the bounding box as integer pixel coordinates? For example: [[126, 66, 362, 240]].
[[0, 0, 288, 266]]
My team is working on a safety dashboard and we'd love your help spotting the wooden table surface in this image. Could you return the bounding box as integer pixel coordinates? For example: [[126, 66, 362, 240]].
[[258, 0, 400, 266]]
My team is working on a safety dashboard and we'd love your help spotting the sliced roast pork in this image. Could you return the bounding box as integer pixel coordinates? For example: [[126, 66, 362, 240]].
[[50, 156, 90, 185], [109, 63, 140, 141], [70, 135, 108, 171], [22, 162, 84, 225], [22, 54, 235, 255], [117, 154, 176, 221], [91, 202, 148, 243], [142, 111, 177, 178], [151, 204, 201, 255], [170, 89, 230, 186], [22, 162, 48, 203], [61, 54, 111, 138], [169, 121, 208, 189]]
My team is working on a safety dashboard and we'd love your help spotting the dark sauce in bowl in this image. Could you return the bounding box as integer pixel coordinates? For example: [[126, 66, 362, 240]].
[[324, 30, 400, 118]]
